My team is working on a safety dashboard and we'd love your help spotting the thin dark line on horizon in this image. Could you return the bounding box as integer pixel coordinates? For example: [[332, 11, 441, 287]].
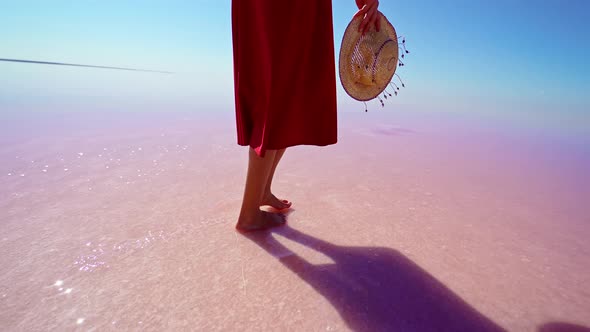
[[0, 58, 173, 74]]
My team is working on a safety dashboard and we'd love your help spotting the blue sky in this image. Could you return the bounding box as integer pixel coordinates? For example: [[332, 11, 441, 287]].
[[0, 0, 588, 131]]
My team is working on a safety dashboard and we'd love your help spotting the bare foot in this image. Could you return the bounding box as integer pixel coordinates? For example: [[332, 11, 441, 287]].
[[235, 210, 287, 232], [261, 193, 292, 210]]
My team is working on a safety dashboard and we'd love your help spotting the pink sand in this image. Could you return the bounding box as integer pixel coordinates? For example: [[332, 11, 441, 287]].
[[0, 110, 588, 331]]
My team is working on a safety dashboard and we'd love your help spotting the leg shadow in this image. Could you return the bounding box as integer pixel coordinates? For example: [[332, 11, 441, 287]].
[[242, 224, 506, 332], [538, 322, 590, 332]]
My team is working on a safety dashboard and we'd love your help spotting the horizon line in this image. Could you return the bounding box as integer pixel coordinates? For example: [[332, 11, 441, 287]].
[[0, 58, 173, 74]]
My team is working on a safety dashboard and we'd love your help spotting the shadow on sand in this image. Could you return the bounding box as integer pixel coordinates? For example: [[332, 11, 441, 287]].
[[242, 224, 590, 331], [538, 323, 590, 332], [242, 224, 506, 332]]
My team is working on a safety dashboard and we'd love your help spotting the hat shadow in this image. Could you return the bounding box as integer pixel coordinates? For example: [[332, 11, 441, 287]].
[[242, 224, 506, 332]]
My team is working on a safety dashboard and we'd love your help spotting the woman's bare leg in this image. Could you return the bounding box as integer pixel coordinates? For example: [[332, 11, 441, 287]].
[[261, 148, 292, 210], [236, 148, 286, 232]]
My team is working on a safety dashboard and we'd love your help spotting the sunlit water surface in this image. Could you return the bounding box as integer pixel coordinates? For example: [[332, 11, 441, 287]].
[[1, 110, 588, 331]]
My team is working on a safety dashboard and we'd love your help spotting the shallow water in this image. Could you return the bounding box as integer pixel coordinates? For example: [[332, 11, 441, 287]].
[[1, 110, 589, 331]]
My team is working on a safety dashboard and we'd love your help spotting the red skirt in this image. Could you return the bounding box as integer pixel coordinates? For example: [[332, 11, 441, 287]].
[[232, 0, 338, 157]]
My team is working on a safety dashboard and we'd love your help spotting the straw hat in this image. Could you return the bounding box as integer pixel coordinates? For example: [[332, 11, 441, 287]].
[[339, 12, 403, 103]]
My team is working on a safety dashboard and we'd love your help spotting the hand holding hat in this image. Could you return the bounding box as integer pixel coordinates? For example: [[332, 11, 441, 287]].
[[354, 0, 381, 35], [340, 3, 410, 111]]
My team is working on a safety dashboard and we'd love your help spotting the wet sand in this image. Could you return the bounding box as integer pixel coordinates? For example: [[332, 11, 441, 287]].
[[0, 110, 589, 331]]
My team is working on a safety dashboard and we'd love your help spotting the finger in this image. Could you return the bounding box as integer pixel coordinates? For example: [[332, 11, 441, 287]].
[[375, 11, 382, 32], [366, 3, 379, 30], [362, 6, 378, 34], [370, 1, 381, 32], [369, 8, 379, 32], [355, 0, 364, 10], [353, 6, 365, 19], [355, 5, 369, 32], [358, 3, 376, 33]]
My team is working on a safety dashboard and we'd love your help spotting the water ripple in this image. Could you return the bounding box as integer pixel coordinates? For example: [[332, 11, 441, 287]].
[[73, 230, 166, 272]]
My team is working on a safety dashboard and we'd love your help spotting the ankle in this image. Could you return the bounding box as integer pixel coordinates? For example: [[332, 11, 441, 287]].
[[238, 207, 259, 222]]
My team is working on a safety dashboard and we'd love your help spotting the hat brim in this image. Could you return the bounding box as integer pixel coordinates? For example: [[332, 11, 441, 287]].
[[339, 13, 399, 102]]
